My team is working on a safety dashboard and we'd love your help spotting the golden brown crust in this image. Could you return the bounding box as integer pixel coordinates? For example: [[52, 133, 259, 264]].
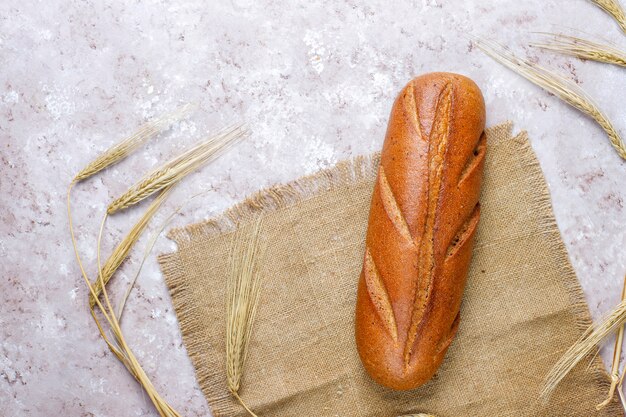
[[355, 72, 486, 390]]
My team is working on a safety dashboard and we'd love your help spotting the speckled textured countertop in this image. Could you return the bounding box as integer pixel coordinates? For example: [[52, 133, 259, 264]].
[[2, 1, 626, 415]]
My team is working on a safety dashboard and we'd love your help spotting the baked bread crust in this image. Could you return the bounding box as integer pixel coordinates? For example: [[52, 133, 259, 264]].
[[355, 72, 486, 390]]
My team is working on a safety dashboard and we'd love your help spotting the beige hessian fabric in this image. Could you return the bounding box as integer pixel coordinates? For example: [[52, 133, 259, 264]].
[[159, 122, 620, 416]]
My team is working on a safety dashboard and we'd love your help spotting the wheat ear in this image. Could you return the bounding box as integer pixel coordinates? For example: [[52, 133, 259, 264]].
[[226, 217, 266, 417], [89, 186, 172, 308], [531, 33, 626, 67], [590, 0, 626, 34], [116, 189, 210, 321], [541, 297, 626, 399], [74, 103, 195, 182], [473, 37, 626, 161], [108, 124, 248, 214]]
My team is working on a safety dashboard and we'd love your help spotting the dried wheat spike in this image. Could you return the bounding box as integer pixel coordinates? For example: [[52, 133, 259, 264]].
[[474, 36, 626, 161], [226, 217, 266, 417], [541, 298, 626, 399], [531, 33, 626, 67], [74, 103, 195, 182], [89, 186, 172, 308], [108, 123, 248, 214]]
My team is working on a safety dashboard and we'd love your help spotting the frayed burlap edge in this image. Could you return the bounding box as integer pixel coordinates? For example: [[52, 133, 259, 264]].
[[166, 156, 381, 246], [158, 121, 619, 416], [499, 124, 618, 413]]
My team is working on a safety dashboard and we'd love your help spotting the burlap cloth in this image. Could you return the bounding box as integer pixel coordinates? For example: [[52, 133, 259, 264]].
[[159, 122, 621, 416]]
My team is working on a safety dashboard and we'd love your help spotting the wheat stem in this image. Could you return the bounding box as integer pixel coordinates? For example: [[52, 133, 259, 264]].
[[108, 124, 248, 214], [74, 103, 195, 182], [226, 217, 266, 417], [94, 200, 182, 417], [531, 33, 626, 67], [473, 36, 626, 161], [68, 182, 159, 406], [231, 390, 260, 417], [67, 181, 128, 358], [597, 273, 626, 410], [590, 0, 626, 34], [618, 372, 626, 409]]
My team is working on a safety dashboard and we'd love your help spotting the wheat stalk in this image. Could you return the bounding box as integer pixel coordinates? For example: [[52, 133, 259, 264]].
[[67, 183, 182, 417], [67, 107, 246, 417], [89, 129, 245, 414], [531, 33, 626, 67], [95, 249, 182, 417], [617, 363, 626, 409], [473, 37, 626, 161], [74, 103, 195, 182], [108, 124, 248, 214], [597, 273, 626, 410], [541, 297, 626, 400], [89, 186, 173, 308], [590, 0, 626, 34], [226, 217, 266, 417]]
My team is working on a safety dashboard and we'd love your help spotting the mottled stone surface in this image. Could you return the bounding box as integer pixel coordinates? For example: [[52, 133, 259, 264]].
[[1, 0, 625, 415]]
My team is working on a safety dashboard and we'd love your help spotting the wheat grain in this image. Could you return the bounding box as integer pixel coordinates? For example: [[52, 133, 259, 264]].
[[74, 103, 195, 182], [590, 0, 626, 34], [541, 297, 626, 399], [226, 217, 266, 417], [531, 33, 626, 67], [108, 123, 248, 214], [473, 37, 626, 160]]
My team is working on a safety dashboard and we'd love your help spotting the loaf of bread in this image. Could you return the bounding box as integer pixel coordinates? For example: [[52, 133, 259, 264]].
[[355, 72, 486, 390]]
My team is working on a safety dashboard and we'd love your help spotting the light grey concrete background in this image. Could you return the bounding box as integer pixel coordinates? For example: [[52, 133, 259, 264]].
[[2, 0, 625, 415]]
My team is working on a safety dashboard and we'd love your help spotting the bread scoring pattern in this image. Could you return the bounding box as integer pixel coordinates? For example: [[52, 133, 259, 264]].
[[403, 82, 453, 365], [363, 248, 398, 343]]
